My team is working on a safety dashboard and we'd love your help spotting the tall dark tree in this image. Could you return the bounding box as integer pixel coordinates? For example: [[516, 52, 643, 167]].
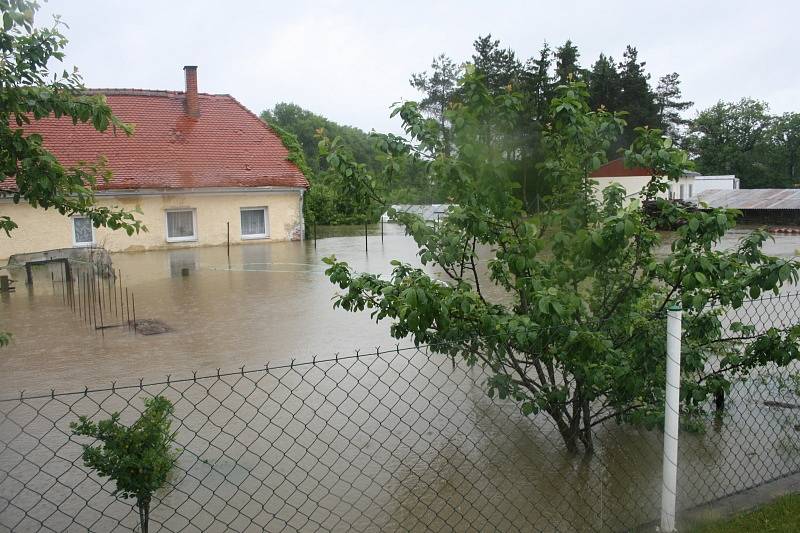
[[410, 54, 459, 155], [554, 39, 585, 84], [523, 41, 554, 121], [655, 72, 693, 141], [470, 34, 522, 95], [588, 53, 620, 112], [617, 46, 660, 144]]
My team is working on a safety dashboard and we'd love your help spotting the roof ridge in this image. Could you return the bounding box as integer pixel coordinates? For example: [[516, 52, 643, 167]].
[[85, 88, 229, 97]]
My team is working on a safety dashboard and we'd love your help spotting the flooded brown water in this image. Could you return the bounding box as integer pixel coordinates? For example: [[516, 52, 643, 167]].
[[0, 225, 424, 394], [1, 224, 799, 532], [2, 224, 797, 395]]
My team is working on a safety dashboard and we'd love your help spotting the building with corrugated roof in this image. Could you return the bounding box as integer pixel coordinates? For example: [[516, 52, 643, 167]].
[[692, 189, 800, 225]]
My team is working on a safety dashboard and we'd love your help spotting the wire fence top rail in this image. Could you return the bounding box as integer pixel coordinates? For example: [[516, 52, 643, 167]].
[[0, 342, 427, 402], [3, 290, 800, 403]]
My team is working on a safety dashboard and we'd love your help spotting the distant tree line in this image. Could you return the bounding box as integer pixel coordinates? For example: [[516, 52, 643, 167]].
[[263, 35, 799, 224], [261, 104, 439, 225]]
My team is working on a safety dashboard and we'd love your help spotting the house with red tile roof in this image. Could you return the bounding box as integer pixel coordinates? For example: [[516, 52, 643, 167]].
[[589, 158, 737, 202], [0, 66, 309, 260]]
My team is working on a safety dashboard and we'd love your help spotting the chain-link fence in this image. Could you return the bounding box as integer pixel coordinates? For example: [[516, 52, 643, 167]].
[[1, 295, 799, 532]]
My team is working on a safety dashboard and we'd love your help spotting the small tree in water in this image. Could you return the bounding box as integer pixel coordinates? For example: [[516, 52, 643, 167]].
[[71, 396, 177, 532], [320, 68, 800, 453]]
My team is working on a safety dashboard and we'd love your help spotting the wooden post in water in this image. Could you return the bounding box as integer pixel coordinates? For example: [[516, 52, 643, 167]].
[[364, 221, 368, 253], [111, 270, 118, 318], [76, 272, 82, 320], [381, 216, 384, 244], [131, 293, 136, 334], [86, 272, 92, 328], [118, 270, 124, 323], [96, 271, 104, 336], [314, 221, 317, 249], [227, 221, 231, 260], [125, 287, 131, 331], [60, 263, 66, 305]]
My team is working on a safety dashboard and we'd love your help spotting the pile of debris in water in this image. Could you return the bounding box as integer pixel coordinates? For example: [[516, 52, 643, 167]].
[[133, 319, 172, 336]]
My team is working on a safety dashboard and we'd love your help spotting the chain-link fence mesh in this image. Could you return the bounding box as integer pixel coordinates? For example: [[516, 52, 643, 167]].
[[1, 294, 799, 532]]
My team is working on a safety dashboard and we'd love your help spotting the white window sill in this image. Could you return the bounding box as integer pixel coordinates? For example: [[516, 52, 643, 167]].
[[166, 237, 198, 243], [241, 234, 269, 240], [73, 242, 95, 248]]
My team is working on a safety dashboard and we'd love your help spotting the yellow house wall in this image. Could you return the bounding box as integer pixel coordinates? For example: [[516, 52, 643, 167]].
[[0, 190, 303, 261]]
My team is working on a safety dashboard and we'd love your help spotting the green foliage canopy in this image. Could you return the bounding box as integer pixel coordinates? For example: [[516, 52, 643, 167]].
[[320, 69, 800, 453], [262, 102, 442, 224], [71, 395, 177, 533], [686, 98, 800, 188], [0, 0, 143, 237]]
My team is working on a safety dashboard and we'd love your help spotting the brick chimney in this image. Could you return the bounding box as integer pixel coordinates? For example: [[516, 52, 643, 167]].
[[183, 65, 199, 117]]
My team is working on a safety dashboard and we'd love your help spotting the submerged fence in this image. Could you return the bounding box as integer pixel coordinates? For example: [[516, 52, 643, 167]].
[[1, 296, 800, 531]]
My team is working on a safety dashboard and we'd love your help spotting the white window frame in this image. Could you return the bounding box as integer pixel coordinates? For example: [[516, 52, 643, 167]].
[[679, 184, 686, 200], [688, 184, 694, 198], [165, 208, 198, 243], [240, 207, 269, 240], [71, 216, 95, 247]]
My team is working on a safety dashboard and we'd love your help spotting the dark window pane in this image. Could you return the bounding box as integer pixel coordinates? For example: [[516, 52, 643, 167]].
[[73, 217, 93, 244]]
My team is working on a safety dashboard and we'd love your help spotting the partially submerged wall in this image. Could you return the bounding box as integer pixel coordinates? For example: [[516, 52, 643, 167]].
[[0, 190, 303, 260]]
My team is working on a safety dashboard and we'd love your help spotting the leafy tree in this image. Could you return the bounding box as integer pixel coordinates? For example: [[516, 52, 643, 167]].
[[769, 112, 800, 183], [263, 103, 442, 224], [71, 396, 178, 533], [686, 99, 796, 188], [319, 69, 800, 453], [0, 0, 143, 237], [655, 72, 693, 142], [261, 102, 380, 177]]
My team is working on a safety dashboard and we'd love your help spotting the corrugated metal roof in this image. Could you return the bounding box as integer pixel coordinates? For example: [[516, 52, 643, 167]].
[[382, 204, 454, 222], [693, 189, 800, 210]]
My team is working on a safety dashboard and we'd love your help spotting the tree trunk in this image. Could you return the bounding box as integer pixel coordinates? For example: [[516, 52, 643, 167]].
[[549, 398, 594, 454], [137, 495, 151, 533]]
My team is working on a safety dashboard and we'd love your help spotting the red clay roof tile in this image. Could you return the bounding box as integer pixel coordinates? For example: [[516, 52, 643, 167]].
[[21, 90, 309, 190], [590, 158, 652, 178]]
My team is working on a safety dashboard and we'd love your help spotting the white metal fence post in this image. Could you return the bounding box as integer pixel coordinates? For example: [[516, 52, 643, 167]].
[[661, 304, 682, 532]]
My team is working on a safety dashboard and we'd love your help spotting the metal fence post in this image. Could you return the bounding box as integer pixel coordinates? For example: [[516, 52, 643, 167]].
[[661, 304, 682, 532]]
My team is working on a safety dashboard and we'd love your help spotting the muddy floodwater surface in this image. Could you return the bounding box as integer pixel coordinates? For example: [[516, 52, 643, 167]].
[[1, 223, 798, 394], [1, 224, 799, 531]]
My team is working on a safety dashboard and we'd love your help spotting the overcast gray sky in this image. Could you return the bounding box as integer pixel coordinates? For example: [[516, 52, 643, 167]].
[[40, 0, 799, 134]]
